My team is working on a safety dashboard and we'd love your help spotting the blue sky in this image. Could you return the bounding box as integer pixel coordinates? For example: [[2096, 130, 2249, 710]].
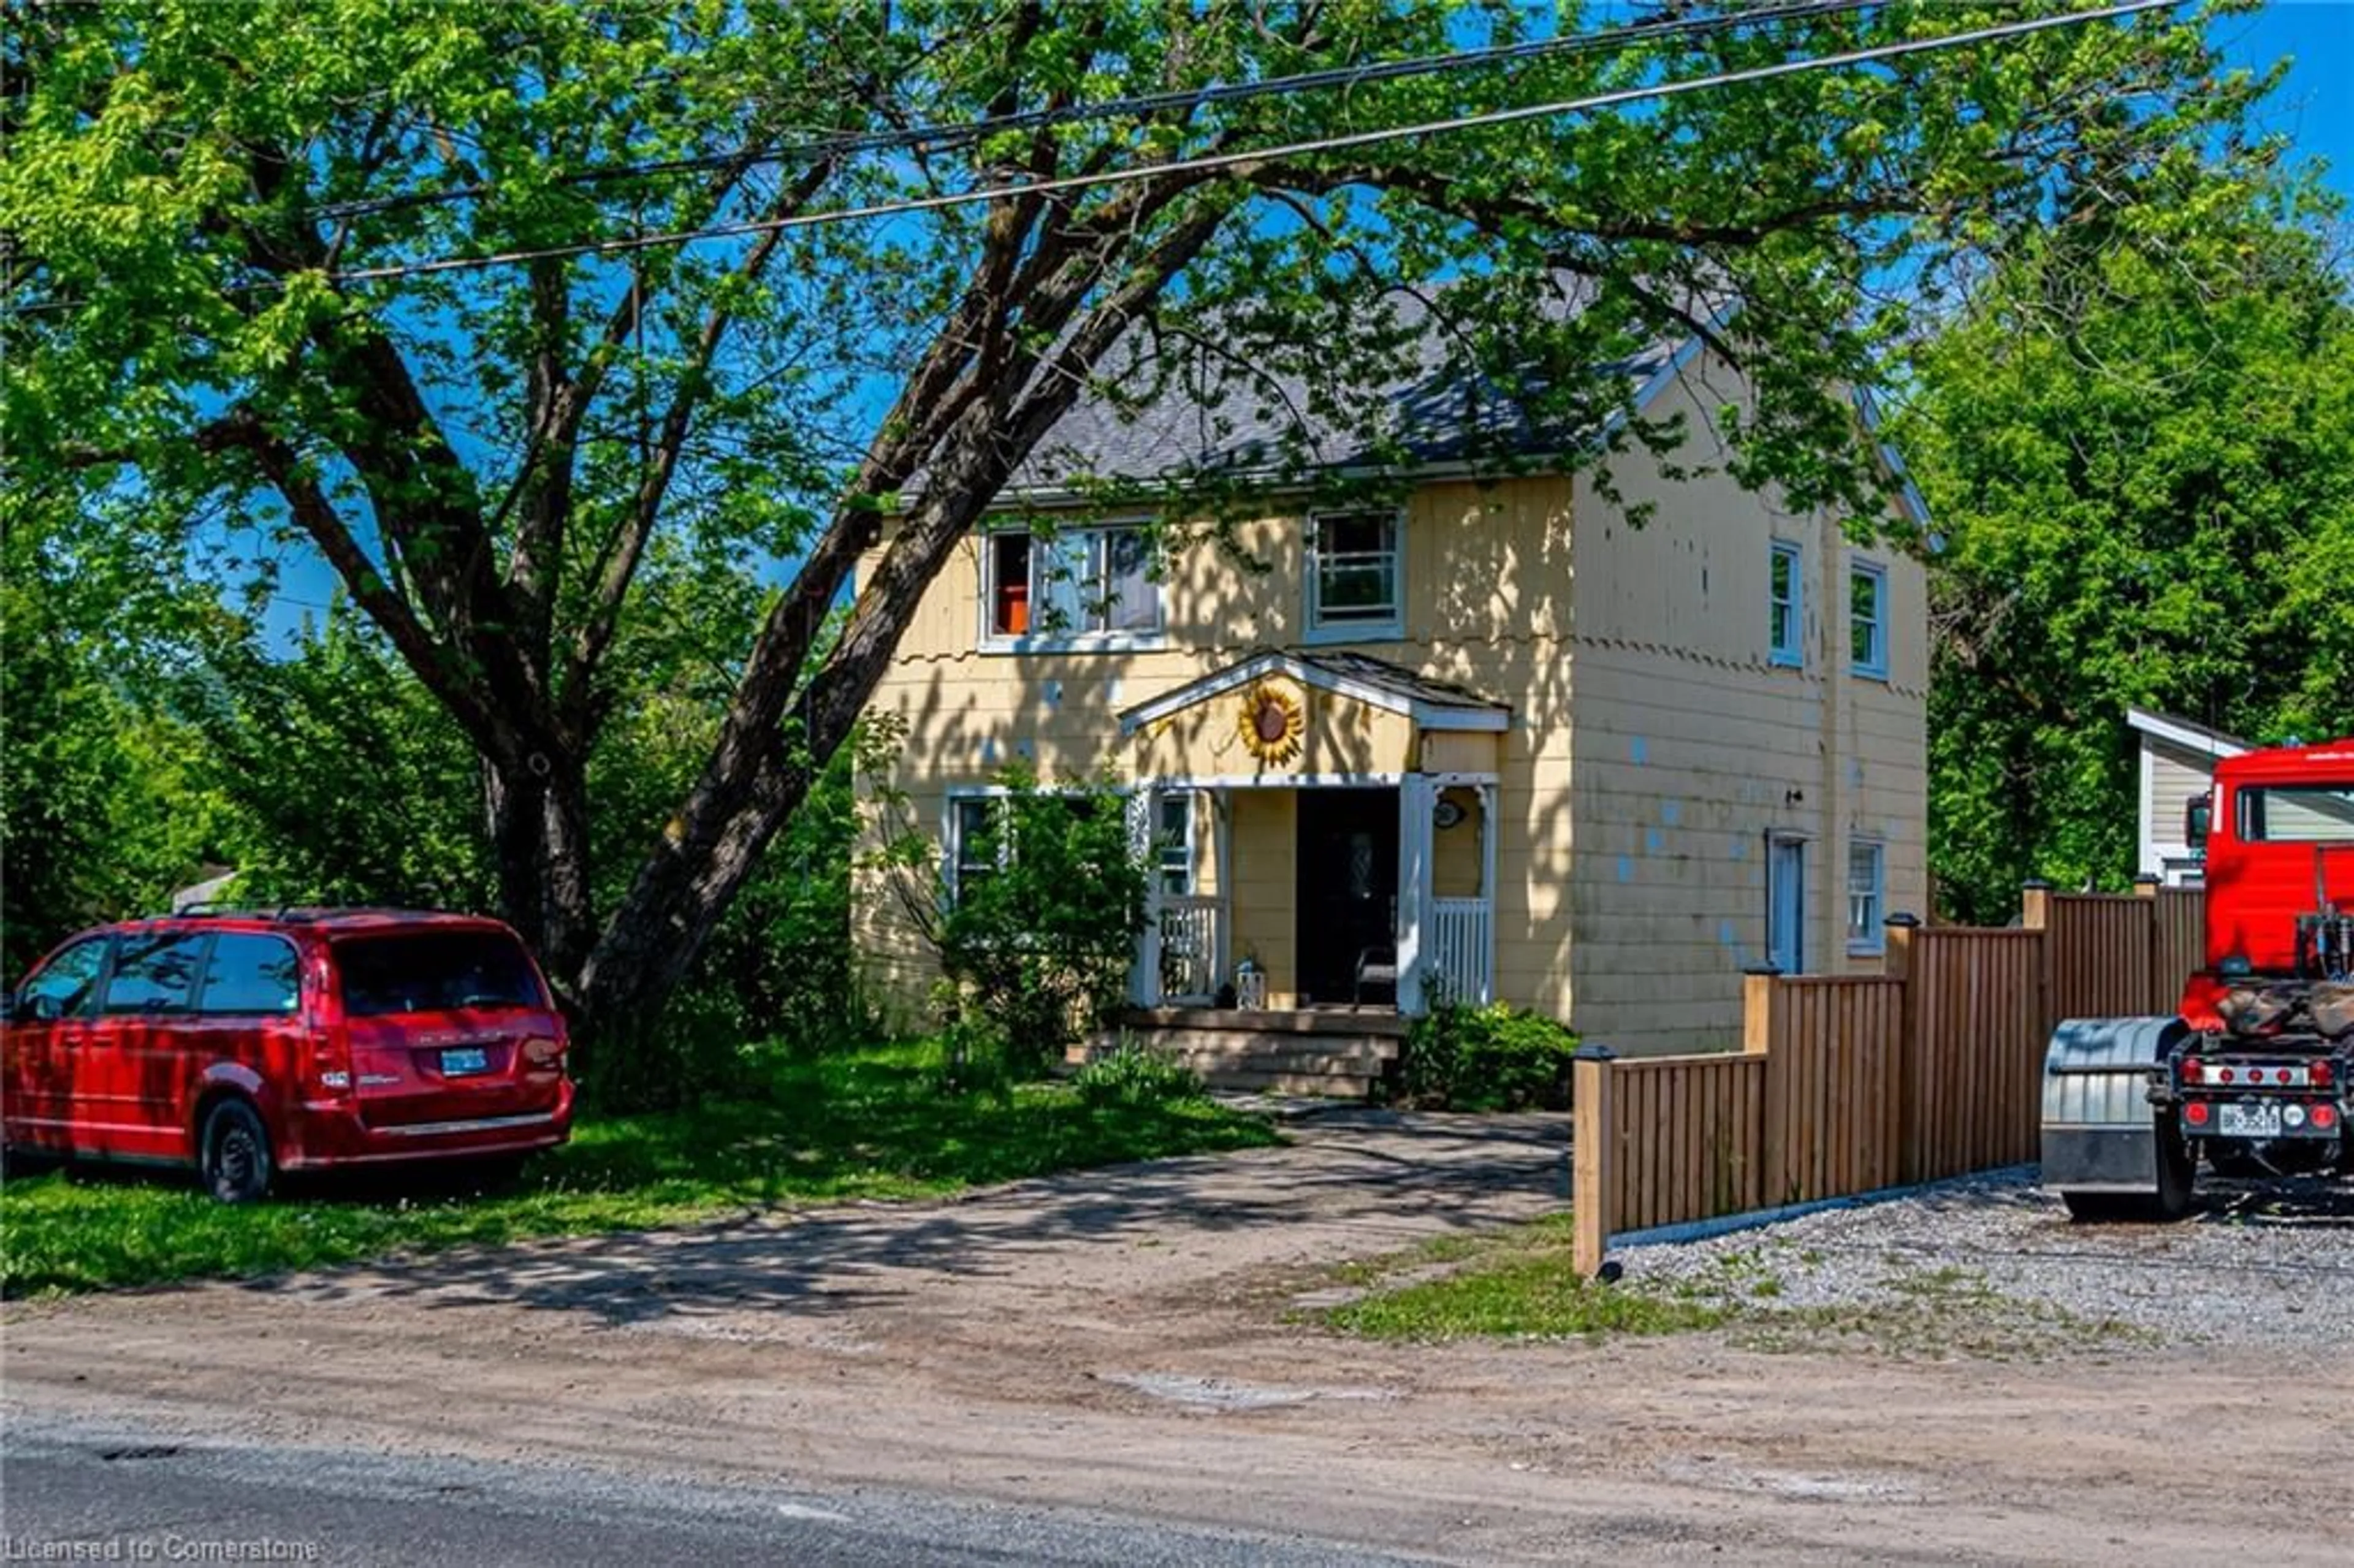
[[254, 2, 2354, 645], [2216, 1, 2352, 194]]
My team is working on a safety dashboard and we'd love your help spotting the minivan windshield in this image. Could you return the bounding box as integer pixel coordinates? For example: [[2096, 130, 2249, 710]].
[[335, 931, 547, 1016]]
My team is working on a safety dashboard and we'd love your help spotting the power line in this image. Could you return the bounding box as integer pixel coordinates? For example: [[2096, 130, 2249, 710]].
[[312, 0, 1883, 223], [332, 0, 2184, 287]]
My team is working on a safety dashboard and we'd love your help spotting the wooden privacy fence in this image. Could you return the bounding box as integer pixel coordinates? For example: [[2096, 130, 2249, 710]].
[[1572, 881, 2206, 1275]]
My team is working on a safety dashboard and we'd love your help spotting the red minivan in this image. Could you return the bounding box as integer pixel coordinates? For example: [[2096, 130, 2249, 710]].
[[1, 908, 572, 1201]]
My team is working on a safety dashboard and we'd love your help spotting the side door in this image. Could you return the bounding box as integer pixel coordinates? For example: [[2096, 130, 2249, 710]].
[[4, 935, 113, 1152], [1767, 836, 1807, 976], [186, 932, 309, 1161], [85, 930, 211, 1160]]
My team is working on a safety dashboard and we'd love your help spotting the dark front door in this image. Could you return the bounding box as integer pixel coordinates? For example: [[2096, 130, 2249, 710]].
[[1295, 788, 1400, 1006]]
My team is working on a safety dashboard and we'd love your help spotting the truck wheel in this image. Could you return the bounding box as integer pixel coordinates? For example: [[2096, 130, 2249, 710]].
[[2149, 1119, 2194, 1222], [199, 1099, 273, 1205]]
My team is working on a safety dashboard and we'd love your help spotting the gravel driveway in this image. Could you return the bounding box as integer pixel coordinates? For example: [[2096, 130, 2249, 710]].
[[8, 1112, 2351, 1566], [1615, 1168, 2354, 1350]]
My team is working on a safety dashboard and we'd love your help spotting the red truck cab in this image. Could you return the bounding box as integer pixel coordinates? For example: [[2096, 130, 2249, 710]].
[[2171, 741, 2354, 1164]]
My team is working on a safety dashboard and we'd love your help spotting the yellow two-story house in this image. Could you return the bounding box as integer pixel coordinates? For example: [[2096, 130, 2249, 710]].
[[854, 321, 1928, 1060]]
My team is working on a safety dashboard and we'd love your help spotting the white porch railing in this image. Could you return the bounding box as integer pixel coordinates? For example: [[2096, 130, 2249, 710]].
[[1427, 897, 1494, 1005], [1158, 895, 1224, 1004]]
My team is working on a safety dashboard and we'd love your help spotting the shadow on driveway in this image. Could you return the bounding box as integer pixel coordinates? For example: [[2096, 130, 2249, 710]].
[[256, 1110, 1569, 1330]]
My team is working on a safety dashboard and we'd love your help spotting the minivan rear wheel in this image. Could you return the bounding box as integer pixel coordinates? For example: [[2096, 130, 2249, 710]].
[[200, 1100, 273, 1205]]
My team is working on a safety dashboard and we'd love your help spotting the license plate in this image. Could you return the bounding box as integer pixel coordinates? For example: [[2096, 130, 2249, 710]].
[[440, 1047, 490, 1076], [2217, 1102, 2282, 1139]]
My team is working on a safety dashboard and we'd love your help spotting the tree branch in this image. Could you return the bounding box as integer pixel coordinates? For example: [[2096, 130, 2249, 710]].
[[560, 156, 837, 723]]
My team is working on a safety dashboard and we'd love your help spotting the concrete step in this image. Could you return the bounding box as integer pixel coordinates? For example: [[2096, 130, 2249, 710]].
[[1077, 1030, 1397, 1064], [1184, 1068, 1374, 1097], [1120, 1006, 1408, 1040], [1067, 1031, 1393, 1100], [1155, 1048, 1374, 1075]]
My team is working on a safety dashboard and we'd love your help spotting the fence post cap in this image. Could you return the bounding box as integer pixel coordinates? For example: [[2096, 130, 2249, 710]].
[[1573, 1043, 1617, 1062], [2021, 877, 2053, 891], [1741, 963, 1783, 977], [2132, 873, 2162, 885], [1884, 912, 1923, 930]]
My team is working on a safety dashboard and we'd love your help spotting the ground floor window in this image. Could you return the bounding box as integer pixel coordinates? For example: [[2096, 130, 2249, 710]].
[[949, 796, 1000, 897], [1847, 840, 1886, 955]]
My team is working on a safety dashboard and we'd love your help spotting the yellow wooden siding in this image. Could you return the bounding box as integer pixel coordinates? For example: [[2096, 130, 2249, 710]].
[[1131, 679, 1417, 780], [850, 362, 1928, 1051], [1227, 789, 1299, 1007], [1432, 786, 1485, 899], [1563, 356, 1929, 1057], [855, 476, 1578, 1021]]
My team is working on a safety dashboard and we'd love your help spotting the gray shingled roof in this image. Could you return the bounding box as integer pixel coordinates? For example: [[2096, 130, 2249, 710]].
[[1290, 650, 1510, 716], [1118, 647, 1510, 735], [1004, 280, 1696, 497]]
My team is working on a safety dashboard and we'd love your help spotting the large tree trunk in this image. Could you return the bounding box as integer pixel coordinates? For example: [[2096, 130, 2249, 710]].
[[574, 756, 815, 1040], [484, 754, 597, 984]]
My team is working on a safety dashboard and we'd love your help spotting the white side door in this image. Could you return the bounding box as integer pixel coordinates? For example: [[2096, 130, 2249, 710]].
[[1767, 837, 1807, 975]]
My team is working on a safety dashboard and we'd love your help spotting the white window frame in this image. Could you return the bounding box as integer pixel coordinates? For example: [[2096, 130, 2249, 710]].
[[945, 793, 1006, 902], [979, 522, 1165, 654], [1303, 508, 1405, 644], [944, 782, 1132, 903], [1846, 839, 1886, 956], [1768, 539, 1804, 668], [1849, 559, 1889, 680], [1156, 791, 1195, 898]]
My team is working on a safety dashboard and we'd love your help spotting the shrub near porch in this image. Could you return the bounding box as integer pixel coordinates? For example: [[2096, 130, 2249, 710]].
[[1395, 1000, 1579, 1111]]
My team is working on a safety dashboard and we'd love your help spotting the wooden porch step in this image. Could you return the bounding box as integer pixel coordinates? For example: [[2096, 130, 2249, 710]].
[[1070, 1033, 1397, 1068], [1121, 1006, 1410, 1039], [1189, 1068, 1379, 1097], [1070, 1019, 1404, 1100]]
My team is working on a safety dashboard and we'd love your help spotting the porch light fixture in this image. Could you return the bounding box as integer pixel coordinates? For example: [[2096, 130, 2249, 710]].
[[1238, 681, 1306, 765]]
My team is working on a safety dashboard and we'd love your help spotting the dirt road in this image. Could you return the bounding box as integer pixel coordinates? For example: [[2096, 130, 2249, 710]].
[[6, 1111, 2348, 1564]]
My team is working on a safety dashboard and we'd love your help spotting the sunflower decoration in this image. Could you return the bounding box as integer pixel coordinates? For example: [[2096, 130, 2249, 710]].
[[1237, 680, 1306, 766]]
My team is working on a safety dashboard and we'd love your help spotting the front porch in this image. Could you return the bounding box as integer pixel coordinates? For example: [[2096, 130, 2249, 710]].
[[1116, 650, 1508, 1022], [1124, 771, 1499, 1016]]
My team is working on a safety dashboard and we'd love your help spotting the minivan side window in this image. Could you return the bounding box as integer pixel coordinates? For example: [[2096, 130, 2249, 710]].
[[21, 937, 110, 1019], [197, 934, 302, 1016], [101, 933, 210, 1015]]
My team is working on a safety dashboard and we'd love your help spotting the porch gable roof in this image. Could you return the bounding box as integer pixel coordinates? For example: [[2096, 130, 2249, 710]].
[[1118, 649, 1510, 736]]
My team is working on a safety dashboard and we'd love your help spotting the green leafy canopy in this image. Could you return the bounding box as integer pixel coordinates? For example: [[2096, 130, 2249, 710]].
[[0, 1, 2279, 1033]]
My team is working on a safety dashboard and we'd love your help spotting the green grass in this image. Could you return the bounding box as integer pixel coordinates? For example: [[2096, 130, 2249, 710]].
[[1316, 1217, 1729, 1340], [0, 1040, 1279, 1298], [1317, 1228, 2156, 1358]]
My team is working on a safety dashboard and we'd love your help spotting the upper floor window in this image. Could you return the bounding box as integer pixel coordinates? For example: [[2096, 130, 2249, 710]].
[[1769, 540, 1804, 668], [985, 525, 1159, 647], [1849, 560, 1888, 679], [1306, 509, 1403, 641], [1846, 840, 1886, 956]]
